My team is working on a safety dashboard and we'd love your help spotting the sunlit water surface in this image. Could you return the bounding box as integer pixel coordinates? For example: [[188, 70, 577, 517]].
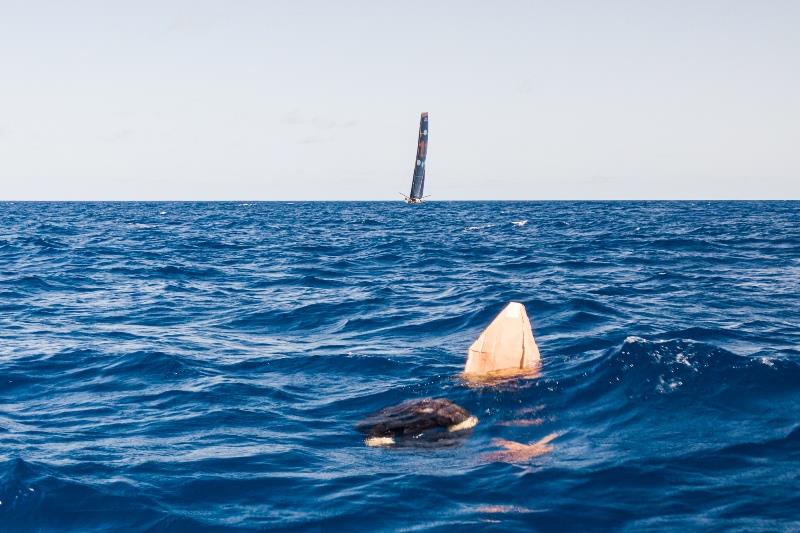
[[1, 201, 799, 531]]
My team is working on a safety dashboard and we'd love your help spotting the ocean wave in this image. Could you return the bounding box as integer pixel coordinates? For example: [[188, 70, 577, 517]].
[[560, 336, 800, 414], [1, 201, 799, 530]]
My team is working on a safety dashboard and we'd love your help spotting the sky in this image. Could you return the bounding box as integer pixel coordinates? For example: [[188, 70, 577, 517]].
[[1, 0, 798, 200]]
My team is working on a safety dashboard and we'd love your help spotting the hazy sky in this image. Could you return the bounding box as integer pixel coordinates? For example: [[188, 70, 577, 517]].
[[1, 0, 798, 200]]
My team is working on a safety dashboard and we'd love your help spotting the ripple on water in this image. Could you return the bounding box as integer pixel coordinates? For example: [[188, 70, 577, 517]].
[[1, 201, 799, 530]]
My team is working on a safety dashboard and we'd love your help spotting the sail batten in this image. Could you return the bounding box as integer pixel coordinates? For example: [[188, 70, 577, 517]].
[[407, 112, 428, 203]]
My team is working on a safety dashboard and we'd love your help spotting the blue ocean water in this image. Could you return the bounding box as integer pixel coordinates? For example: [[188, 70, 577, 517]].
[[1, 201, 799, 531]]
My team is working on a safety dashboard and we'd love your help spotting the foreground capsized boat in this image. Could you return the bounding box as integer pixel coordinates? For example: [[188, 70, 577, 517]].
[[402, 112, 429, 204]]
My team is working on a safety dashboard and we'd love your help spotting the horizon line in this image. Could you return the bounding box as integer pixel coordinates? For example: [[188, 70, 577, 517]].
[[1, 199, 798, 203]]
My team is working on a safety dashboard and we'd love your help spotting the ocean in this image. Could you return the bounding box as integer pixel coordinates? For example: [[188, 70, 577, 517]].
[[1, 201, 798, 531]]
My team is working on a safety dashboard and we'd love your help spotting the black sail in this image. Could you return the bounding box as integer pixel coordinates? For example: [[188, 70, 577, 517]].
[[409, 112, 428, 200]]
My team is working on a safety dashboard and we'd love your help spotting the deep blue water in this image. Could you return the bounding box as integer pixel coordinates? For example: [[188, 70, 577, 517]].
[[1, 201, 799, 531]]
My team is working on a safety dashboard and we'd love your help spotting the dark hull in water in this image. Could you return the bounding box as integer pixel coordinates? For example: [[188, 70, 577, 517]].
[[356, 398, 477, 447]]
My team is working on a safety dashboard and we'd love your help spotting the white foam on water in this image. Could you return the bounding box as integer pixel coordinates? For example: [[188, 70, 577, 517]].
[[624, 336, 647, 344], [464, 223, 495, 232]]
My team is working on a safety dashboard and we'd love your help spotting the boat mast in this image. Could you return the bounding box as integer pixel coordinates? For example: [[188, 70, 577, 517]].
[[408, 112, 428, 203]]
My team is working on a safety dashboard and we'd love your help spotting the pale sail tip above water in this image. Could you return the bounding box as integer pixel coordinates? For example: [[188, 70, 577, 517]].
[[464, 302, 541, 378]]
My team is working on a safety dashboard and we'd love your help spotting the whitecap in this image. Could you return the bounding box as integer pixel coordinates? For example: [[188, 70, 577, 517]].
[[623, 336, 647, 344], [511, 220, 528, 227], [464, 223, 496, 232], [656, 375, 683, 394]]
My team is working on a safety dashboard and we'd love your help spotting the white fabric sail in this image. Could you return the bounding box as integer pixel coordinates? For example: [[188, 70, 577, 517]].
[[464, 302, 541, 376]]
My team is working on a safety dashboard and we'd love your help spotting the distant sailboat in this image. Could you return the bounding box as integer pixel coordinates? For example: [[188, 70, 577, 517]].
[[402, 112, 429, 204]]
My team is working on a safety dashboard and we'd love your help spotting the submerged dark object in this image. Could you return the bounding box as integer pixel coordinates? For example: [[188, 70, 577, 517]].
[[402, 112, 429, 204], [357, 398, 477, 447]]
